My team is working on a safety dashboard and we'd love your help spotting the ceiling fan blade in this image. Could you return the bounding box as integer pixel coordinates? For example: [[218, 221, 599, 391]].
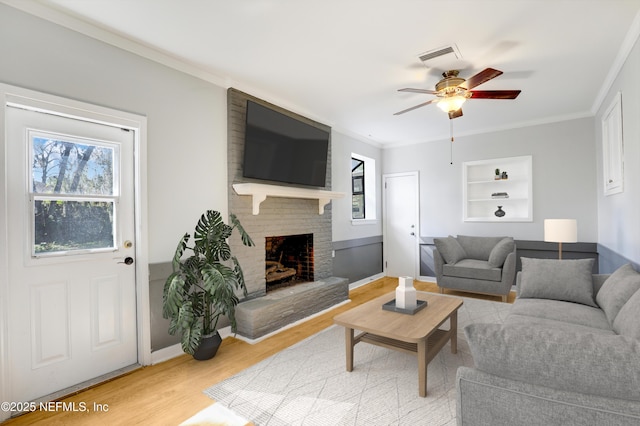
[[393, 99, 438, 115], [448, 108, 463, 119], [469, 90, 521, 99], [398, 88, 439, 95], [459, 68, 503, 90]]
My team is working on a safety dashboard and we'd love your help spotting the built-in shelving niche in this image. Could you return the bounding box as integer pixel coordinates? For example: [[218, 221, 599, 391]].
[[463, 155, 532, 222]]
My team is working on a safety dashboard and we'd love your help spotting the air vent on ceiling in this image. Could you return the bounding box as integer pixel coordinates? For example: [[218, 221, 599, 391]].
[[419, 44, 462, 65]]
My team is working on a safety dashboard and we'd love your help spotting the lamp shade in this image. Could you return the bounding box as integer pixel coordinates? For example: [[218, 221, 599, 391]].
[[437, 95, 466, 113], [544, 219, 578, 243]]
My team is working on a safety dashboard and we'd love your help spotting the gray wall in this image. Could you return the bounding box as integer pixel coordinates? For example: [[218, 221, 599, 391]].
[[595, 36, 640, 271], [382, 117, 598, 243], [330, 131, 384, 281], [333, 236, 383, 283]]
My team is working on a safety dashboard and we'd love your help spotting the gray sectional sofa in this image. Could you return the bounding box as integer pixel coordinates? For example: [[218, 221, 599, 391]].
[[456, 258, 640, 425], [434, 235, 516, 302]]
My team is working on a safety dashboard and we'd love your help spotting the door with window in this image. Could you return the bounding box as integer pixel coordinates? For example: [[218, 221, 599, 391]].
[[5, 105, 138, 407]]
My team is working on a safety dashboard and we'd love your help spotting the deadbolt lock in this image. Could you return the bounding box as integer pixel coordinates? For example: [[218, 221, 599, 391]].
[[124, 240, 133, 249]]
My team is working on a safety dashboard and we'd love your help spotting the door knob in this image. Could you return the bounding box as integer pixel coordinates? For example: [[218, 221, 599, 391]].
[[118, 257, 134, 265]]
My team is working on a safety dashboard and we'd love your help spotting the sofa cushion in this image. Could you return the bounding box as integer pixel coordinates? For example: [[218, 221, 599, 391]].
[[465, 323, 640, 402], [613, 286, 640, 339], [596, 263, 640, 324], [518, 257, 597, 307], [434, 236, 467, 264], [508, 298, 612, 331], [507, 313, 616, 335], [457, 235, 505, 261], [488, 237, 515, 267], [443, 259, 502, 281]]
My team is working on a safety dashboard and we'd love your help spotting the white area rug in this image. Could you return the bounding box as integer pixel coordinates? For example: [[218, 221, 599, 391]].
[[204, 296, 510, 426], [180, 401, 251, 426]]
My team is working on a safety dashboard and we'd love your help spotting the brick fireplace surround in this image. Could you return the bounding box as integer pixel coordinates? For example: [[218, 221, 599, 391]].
[[227, 88, 348, 339]]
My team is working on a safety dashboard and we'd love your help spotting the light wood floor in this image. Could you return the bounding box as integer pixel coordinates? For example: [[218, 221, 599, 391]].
[[4, 278, 514, 425]]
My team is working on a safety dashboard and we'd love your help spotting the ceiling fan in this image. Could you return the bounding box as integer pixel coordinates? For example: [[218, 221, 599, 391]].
[[394, 68, 521, 119]]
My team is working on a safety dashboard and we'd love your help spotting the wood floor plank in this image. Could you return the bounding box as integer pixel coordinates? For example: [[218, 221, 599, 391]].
[[3, 277, 513, 425]]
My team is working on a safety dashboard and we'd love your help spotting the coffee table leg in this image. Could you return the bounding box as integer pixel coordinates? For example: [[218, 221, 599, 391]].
[[450, 311, 458, 354], [345, 327, 354, 372], [418, 339, 427, 397]]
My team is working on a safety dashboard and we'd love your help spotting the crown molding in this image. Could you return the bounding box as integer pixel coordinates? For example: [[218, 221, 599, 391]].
[[591, 9, 640, 115]]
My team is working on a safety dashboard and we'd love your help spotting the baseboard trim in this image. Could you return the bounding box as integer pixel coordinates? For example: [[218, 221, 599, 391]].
[[349, 272, 385, 290], [151, 343, 184, 364]]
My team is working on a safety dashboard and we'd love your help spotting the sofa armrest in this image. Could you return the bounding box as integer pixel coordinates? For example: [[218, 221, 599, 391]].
[[500, 250, 517, 288], [593, 273, 610, 297], [433, 248, 444, 281]]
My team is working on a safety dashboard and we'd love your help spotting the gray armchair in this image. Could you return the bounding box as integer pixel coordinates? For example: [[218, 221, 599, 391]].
[[433, 235, 516, 302]]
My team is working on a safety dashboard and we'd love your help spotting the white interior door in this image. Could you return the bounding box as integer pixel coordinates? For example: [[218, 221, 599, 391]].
[[5, 105, 138, 408], [383, 172, 420, 278]]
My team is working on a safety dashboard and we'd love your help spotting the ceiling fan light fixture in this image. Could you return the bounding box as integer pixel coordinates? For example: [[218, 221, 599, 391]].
[[437, 95, 466, 113]]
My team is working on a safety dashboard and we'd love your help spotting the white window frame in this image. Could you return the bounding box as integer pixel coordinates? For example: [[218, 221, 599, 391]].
[[351, 152, 377, 224], [28, 129, 121, 259]]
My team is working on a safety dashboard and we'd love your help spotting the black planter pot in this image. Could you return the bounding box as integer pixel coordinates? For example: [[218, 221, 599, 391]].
[[192, 332, 222, 361]]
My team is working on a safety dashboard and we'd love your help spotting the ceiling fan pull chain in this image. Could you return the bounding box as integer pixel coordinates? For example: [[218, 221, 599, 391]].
[[450, 120, 454, 165]]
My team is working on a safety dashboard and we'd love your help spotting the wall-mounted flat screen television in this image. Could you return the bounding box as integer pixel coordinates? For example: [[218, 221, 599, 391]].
[[243, 100, 329, 187]]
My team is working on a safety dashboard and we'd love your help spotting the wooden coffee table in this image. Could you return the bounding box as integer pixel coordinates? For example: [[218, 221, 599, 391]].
[[333, 292, 463, 397]]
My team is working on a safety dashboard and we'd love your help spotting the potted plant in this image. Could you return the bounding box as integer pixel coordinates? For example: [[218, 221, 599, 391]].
[[163, 210, 254, 360]]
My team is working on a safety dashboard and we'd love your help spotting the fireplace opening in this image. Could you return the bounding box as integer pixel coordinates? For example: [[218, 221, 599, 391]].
[[265, 233, 314, 292]]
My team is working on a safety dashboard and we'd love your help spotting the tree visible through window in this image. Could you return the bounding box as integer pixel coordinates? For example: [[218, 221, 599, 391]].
[[30, 131, 117, 255]]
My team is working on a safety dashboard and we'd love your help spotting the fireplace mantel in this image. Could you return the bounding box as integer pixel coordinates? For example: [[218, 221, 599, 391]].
[[232, 183, 344, 215]]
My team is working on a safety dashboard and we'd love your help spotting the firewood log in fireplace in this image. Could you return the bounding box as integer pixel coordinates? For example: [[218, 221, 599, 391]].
[[265, 260, 297, 283]]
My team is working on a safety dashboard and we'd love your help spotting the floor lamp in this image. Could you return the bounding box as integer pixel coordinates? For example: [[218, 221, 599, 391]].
[[544, 219, 577, 260]]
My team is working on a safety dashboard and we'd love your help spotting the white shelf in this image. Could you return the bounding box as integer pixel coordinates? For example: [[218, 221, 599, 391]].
[[468, 197, 528, 202], [232, 183, 345, 215], [467, 177, 526, 185], [463, 156, 532, 222], [464, 216, 533, 223]]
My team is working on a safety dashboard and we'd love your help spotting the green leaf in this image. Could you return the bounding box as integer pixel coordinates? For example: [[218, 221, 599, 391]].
[[162, 273, 185, 317], [177, 301, 195, 329], [232, 256, 249, 297], [181, 320, 202, 355], [230, 213, 254, 247], [172, 233, 190, 271], [201, 264, 226, 294]]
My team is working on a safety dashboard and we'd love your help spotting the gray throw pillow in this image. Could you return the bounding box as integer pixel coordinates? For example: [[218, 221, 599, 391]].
[[613, 286, 640, 339], [434, 236, 467, 264], [456, 235, 504, 261], [465, 323, 640, 402], [596, 263, 640, 324], [487, 237, 515, 268], [519, 257, 597, 307]]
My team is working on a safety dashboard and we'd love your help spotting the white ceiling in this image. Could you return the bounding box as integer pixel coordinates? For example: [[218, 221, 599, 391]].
[[18, 0, 640, 146]]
